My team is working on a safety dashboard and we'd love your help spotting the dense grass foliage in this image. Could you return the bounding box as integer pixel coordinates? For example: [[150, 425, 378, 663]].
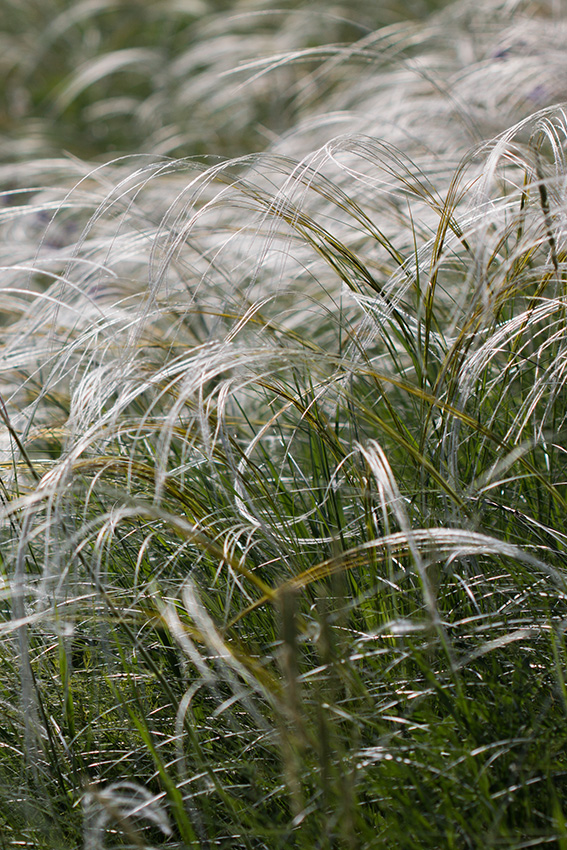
[[2, 0, 567, 847], [0, 0, 447, 160]]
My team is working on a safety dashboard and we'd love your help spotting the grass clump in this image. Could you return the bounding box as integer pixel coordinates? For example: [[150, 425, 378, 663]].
[[2, 0, 567, 847]]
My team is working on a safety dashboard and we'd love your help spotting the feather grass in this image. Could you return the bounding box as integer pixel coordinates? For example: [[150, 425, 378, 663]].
[[2, 0, 567, 847]]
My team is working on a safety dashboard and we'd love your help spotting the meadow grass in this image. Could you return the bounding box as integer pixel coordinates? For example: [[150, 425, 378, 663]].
[[2, 0, 567, 847]]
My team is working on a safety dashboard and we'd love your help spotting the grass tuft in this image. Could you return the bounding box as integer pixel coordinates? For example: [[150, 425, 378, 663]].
[[2, 0, 567, 847]]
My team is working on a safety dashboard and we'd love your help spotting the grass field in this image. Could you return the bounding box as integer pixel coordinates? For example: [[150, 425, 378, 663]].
[[2, 0, 567, 847]]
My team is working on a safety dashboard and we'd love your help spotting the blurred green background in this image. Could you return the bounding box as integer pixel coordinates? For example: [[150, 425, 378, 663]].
[[0, 0, 450, 161]]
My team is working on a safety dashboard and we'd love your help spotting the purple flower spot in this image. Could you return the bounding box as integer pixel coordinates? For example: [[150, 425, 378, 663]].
[[527, 84, 547, 103]]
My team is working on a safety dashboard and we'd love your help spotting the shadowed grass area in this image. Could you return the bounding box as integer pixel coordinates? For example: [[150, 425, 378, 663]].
[[0, 0, 450, 161], [1, 0, 567, 848]]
